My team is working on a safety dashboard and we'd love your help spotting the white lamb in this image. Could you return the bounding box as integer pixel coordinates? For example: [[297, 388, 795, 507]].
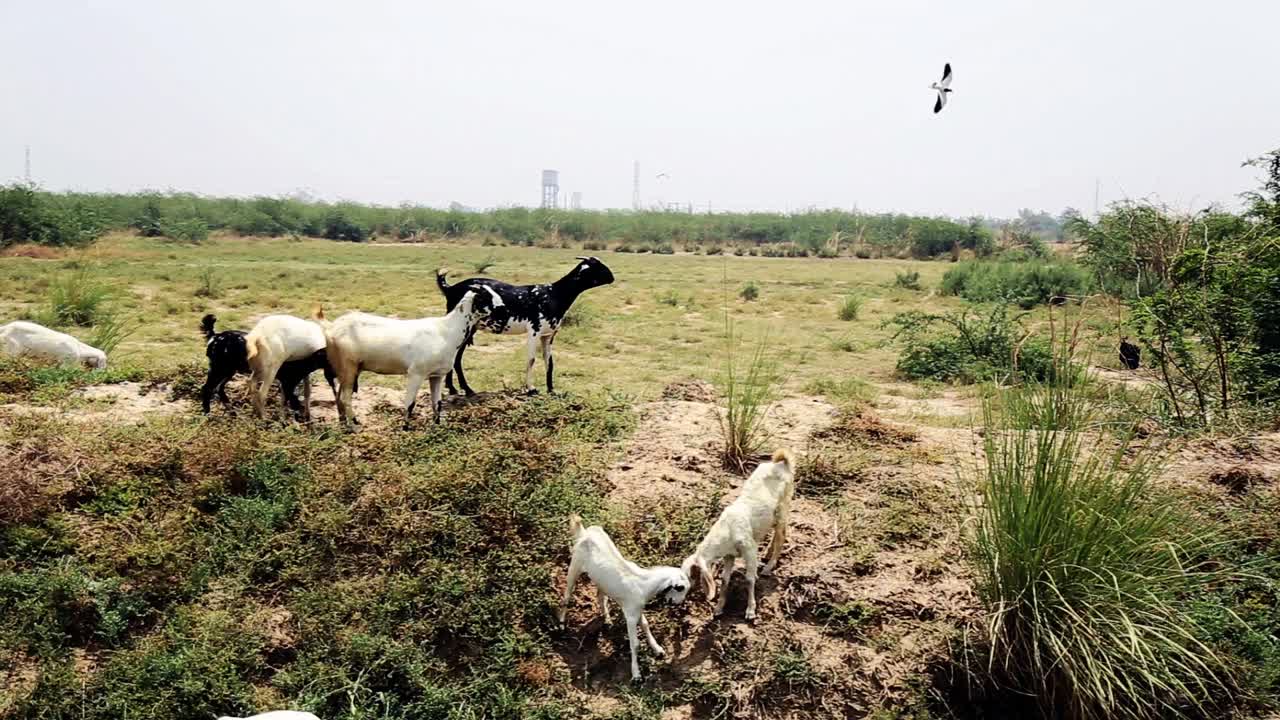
[[0, 321, 107, 369], [682, 449, 796, 621], [244, 314, 328, 420], [558, 514, 691, 681], [321, 288, 501, 428]]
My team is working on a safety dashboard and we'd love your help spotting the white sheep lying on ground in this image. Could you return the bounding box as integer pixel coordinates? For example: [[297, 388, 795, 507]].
[[682, 449, 796, 621], [244, 313, 329, 421], [0, 320, 107, 369], [558, 514, 691, 681], [321, 288, 501, 428]]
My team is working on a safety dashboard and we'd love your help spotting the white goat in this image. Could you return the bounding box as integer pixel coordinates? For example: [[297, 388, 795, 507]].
[[320, 288, 501, 428], [217, 712, 320, 720], [244, 314, 328, 420], [682, 449, 796, 621], [558, 514, 691, 681], [0, 321, 107, 369]]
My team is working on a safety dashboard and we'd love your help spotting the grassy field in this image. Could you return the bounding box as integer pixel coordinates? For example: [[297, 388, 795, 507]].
[[0, 233, 979, 400], [2, 233, 1275, 720]]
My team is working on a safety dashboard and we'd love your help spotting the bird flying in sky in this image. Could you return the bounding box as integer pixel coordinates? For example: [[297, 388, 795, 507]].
[[930, 63, 953, 113]]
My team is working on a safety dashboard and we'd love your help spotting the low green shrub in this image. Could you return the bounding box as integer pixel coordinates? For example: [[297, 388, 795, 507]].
[[941, 259, 1093, 308]]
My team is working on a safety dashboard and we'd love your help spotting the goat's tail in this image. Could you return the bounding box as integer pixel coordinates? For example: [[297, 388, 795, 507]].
[[200, 314, 217, 340], [568, 513, 583, 540], [311, 304, 330, 329], [435, 268, 450, 295], [771, 448, 795, 473]]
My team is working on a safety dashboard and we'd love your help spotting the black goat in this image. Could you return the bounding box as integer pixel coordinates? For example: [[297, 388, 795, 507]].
[[200, 314, 343, 419], [1119, 336, 1141, 371], [435, 256, 614, 395]]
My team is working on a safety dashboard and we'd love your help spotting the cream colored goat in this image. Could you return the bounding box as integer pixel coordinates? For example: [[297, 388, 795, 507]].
[[558, 514, 691, 681], [682, 449, 795, 620], [244, 314, 328, 420]]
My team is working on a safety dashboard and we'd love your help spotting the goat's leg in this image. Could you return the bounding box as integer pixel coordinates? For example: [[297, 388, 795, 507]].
[[402, 371, 427, 429], [523, 332, 539, 395], [449, 328, 477, 397], [625, 612, 643, 681], [597, 586, 612, 625], [639, 613, 664, 657], [763, 484, 794, 576], [253, 362, 282, 420], [428, 375, 444, 423], [558, 554, 584, 624], [302, 374, 313, 423], [201, 367, 231, 414], [713, 559, 735, 617], [743, 545, 760, 621], [540, 334, 555, 395], [337, 373, 357, 428]]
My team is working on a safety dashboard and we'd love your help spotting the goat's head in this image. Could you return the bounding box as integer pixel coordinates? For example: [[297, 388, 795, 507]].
[[459, 287, 506, 324], [84, 351, 107, 371], [656, 566, 692, 606], [568, 256, 614, 289]]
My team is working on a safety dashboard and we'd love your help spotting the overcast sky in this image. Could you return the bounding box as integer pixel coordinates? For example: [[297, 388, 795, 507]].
[[3, 0, 1277, 217]]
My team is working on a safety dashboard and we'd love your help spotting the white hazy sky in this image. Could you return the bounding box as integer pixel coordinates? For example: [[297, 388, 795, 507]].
[[2, 0, 1277, 216]]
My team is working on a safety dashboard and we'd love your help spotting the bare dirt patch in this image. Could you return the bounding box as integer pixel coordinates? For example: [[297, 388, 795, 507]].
[[567, 383, 976, 716]]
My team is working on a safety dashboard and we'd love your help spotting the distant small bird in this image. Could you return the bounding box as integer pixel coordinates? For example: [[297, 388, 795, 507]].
[[1119, 336, 1141, 370], [930, 63, 953, 113], [655, 172, 670, 180]]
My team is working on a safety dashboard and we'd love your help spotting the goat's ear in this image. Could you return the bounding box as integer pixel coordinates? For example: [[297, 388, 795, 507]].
[[698, 557, 715, 599]]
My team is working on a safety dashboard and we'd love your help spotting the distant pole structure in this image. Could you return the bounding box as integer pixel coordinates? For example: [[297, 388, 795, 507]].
[[571, 191, 582, 210], [632, 161, 640, 211], [24, 145, 31, 184], [541, 170, 559, 209]]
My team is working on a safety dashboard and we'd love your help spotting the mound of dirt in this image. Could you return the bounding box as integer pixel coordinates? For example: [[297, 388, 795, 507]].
[[661, 379, 717, 403]]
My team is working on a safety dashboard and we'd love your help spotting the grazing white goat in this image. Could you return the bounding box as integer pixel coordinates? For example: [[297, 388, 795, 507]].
[[320, 288, 501, 428], [558, 514, 691, 681], [217, 712, 320, 720], [682, 449, 796, 621], [0, 321, 107, 369], [244, 314, 328, 420]]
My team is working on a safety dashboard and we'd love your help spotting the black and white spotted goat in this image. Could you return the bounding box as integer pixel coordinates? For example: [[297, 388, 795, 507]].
[[435, 257, 614, 395], [199, 314, 341, 420]]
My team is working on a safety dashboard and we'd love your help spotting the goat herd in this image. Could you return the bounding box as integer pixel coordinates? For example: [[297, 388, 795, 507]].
[[4, 255, 802, 716]]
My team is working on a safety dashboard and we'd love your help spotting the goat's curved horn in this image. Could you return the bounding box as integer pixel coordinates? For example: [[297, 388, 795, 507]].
[[574, 256, 589, 260]]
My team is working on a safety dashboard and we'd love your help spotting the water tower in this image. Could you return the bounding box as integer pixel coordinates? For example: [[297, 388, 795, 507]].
[[541, 170, 559, 209]]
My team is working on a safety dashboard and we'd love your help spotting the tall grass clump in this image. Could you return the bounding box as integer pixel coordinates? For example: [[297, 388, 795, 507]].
[[740, 281, 760, 301], [716, 269, 782, 470], [942, 259, 1093, 308], [88, 312, 136, 356], [967, 370, 1238, 718], [837, 295, 861, 321], [47, 265, 113, 326]]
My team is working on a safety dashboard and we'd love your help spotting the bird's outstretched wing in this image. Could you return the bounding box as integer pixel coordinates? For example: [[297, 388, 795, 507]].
[[939, 62, 952, 88], [934, 90, 947, 113]]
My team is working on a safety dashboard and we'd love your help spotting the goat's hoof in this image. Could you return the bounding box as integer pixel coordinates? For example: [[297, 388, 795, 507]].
[[524, 388, 539, 396], [464, 390, 476, 398], [760, 567, 773, 577], [745, 610, 757, 622], [653, 647, 666, 658]]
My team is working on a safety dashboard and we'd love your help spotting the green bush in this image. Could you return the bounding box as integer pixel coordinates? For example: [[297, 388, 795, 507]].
[[968, 376, 1239, 719], [739, 281, 759, 301], [837, 295, 861, 321], [47, 266, 113, 327], [0, 184, 106, 248], [894, 270, 921, 290], [885, 305, 1062, 384], [941, 259, 1093, 308]]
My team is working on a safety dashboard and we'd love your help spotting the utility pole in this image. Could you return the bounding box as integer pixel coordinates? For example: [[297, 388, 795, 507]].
[[24, 145, 31, 184]]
